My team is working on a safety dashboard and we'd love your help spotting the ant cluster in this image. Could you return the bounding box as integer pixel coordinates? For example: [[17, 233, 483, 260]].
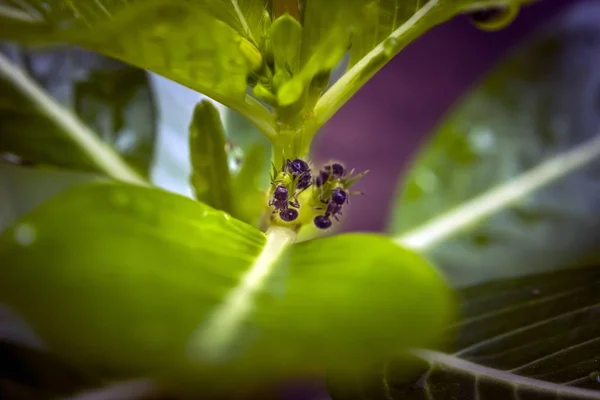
[[268, 158, 311, 223], [269, 158, 366, 230]]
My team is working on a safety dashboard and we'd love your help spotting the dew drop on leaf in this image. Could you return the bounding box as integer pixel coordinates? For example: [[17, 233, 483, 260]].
[[14, 223, 36, 247], [383, 38, 398, 56], [415, 169, 438, 193], [590, 371, 600, 382], [469, 127, 496, 154], [110, 191, 130, 208]]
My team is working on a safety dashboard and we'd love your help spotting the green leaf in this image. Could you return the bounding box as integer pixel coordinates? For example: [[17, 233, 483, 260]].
[[0, 45, 157, 178], [189, 101, 233, 214], [277, 0, 351, 107], [327, 266, 600, 400], [268, 14, 303, 74], [0, 0, 276, 137], [327, 3, 600, 399], [314, 0, 533, 129], [199, 0, 269, 45], [231, 143, 268, 226], [0, 182, 454, 397], [0, 163, 102, 233], [223, 106, 271, 188], [391, 2, 600, 286], [0, 51, 147, 185]]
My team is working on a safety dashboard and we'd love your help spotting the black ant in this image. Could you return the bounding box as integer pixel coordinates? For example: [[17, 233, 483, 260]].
[[286, 158, 312, 191], [269, 184, 299, 222], [312, 162, 368, 230]]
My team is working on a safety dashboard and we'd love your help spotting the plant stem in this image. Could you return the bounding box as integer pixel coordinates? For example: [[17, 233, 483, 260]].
[[313, 0, 439, 130], [0, 53, 149, 186], [271, 126, 313, 167], [187, 226, 297, 362], [238, 94, 278, 140], [396, 132, 600, 251]]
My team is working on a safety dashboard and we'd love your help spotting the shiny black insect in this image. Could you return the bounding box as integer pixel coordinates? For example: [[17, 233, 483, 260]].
[[296, 173, 312, 190], [325, 163, 345, 179], [286, 158, 310, 175], [269, 184, 299, 221], [315, 169, 330, 187], [280, 208, 299, 222], [331, 187, 347, 205], [286, 158, 312, 191], [314, 215, 332, 229]]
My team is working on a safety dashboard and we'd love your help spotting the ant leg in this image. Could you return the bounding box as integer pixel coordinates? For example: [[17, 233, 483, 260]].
[[289, 198, 300, 208]]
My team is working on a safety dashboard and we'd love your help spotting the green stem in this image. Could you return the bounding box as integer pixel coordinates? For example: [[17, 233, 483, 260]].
[[237, 95, 278, 140], [271, 127, 312, 168], [312, 0, 439, 130]]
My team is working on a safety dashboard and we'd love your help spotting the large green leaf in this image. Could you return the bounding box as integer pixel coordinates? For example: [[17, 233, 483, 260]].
[[0, 0, 275, 135], [327, 265, 600, 400], [391, 1, 600, 287], [314, 0, 533, 129], [0, 45, 157, 178], [0, 163, 102, 232], [327, 3, 600, 400], [0, 182, 454, 397]]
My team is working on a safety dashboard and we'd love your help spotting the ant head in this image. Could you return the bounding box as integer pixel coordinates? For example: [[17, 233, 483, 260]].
[[325, 163, 345, 179], [287, 158, 310, 175]]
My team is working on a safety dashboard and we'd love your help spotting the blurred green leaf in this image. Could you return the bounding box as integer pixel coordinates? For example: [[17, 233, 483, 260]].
[[329, 3, 600, 400], [189, 101, 233, 214], [327, 265, 600, 400], [0, 163, 102, 233], [0, 0, 275, 134], [231, 143, 268, 226], [391, 2, 600, 287], [268, 14, 302, 74], [314, 0, 533, 129], [277, 0, 350, 107], [0, 182, 453, 397], [223, 107, 271, 187], [199, 0, 269, 44], [0, 45, 157, 177]]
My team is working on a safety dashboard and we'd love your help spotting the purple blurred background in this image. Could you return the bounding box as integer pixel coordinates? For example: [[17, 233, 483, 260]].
[[313, 0, 583, 234]]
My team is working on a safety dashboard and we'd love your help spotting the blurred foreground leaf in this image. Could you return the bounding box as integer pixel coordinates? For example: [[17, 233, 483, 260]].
[[0, 182, 453, 397]]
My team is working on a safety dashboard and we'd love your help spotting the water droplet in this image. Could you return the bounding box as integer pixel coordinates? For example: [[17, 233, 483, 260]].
[[135, 199, 155, 223], [415, 169, 438, 193], [469, 127, 496, 153], [590, 371, 599, 382], [14, 223, 36, 246], [111, 191, 130, 208], [383, 38, 398, 56], [223, 213, 231, 221]]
